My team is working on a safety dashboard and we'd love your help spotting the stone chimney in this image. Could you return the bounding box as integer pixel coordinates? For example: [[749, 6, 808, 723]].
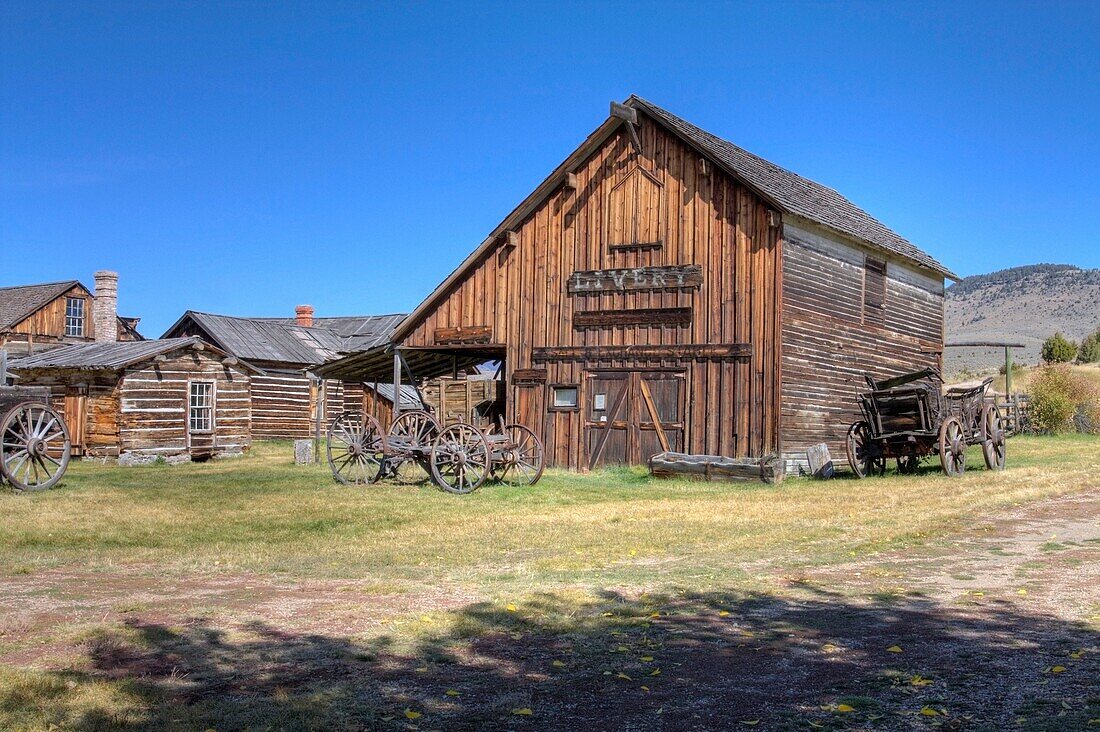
[[295, 304, 314, 328], [93, 270, 119, 343]]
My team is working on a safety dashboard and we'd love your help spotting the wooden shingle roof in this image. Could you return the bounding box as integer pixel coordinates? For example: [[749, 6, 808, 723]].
[[0, 280, 83, 330]]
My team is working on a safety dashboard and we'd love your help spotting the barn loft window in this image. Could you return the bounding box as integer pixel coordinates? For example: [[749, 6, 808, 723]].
[[64, 297, 85, 336], [863, 256, 887, 326], [550, 385, 579, 411], [607, 166, 663, 251], [189, 382, 214, 432]]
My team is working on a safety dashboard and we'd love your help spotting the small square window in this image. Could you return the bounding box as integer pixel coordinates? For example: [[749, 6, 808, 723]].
[[550, 385, 579, 411]]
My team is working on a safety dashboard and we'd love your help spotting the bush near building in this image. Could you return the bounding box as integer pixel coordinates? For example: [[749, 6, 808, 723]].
[[1028, 363, 1100, 434]]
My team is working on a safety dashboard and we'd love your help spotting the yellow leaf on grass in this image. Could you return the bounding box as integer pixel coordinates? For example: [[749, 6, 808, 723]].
[[1069, 650, 1083, 659], [1050, 665, 1067, 674], [552, 660, 566, 668], [616, 672, 632, 680], [640, 655, 655, 662], [512, 707, 533, 716], [650, 668, 661, 676], [446, 690, 460, 697], [629, 549, 637, 556], [1017, 588, 1028, 596], [602, 612, 614, 617], [809, 723, 825, 729], [835, 703, 855, 713], [740, 721, 760, 726], [886, 645, 903, 653], [404, 709, 422, 720], [821, 643, 839, 652], [919, 707, 939, 716], [910, 675, 933, 687], [415, 666, 428, 672], [616, 645, 629, 652], [719, 610, 730, 617], [506, 603, 517, 612]]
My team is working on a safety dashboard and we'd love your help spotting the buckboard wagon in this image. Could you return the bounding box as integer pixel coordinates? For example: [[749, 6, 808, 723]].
[[326, 409, 544, 494], [845, 368, 1006, 478], [0, 385, 71, 491]]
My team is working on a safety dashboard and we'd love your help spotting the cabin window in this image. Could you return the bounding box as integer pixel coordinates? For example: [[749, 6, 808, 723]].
[[549, 385, 579, 411], [863, 256, 887, 325], [189, 382, 214, 432], [64, 297, 85, 336]]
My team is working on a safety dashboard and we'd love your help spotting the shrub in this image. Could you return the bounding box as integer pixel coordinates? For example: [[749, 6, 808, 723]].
[[1027, 364, 1100, 434], [1077, 328, 1100, 364], [1041, 332, 1077, 363]]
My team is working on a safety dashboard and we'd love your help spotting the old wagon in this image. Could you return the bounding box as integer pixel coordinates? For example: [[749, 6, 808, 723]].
[[0, 385, 71, 491], [845, 368, 1006, 478], [325, 409, 544, 494]]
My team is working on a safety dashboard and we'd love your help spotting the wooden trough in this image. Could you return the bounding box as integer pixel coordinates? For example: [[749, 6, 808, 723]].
[[648, 451, 785, 484]]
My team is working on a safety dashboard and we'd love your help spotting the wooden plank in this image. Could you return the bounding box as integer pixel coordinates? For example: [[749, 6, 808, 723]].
[[512, 368, 547, 386], [573, 307, 691, 329], [532, 343, 751, 362], [434, 325, 493, 345], [566, 265, 702, 294], [638, 378, 670, 452]]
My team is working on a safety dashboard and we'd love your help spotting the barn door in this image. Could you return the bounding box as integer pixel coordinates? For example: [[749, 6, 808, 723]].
[[585, 372, 631, 468], [635, 371, 684, 462], [585, 371, 683, 469], [64, 388, 87, 456]]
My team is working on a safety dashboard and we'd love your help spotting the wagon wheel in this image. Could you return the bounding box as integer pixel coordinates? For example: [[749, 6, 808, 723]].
[[0, 402, 71, 492], [980, 405, 1006, 471], [845, 421, 885, 478], [327, 412, 386, 486], [430, 422, 490, 494], [896, 455, 921, 475], [387, 410, 441, 484], [489, 424, 545, 486], [938, 416, 966, 477]]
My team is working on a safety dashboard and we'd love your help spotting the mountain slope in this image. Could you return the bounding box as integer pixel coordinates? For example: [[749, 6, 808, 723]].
[[945, 264, 1100, 375]]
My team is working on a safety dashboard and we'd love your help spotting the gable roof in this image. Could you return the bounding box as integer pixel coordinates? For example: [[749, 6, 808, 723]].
[[162, 311, 347, 366], [0, 280, 85, 330], [391, 96, 955, 341], [253, 314, 406, 353], [9, 337, 259, 373], [628, 96, 955, 279]]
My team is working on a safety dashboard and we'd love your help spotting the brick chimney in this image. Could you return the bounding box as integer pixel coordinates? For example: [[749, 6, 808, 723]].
[[93, 270, 119, 343], [295, 304, 314, 328]]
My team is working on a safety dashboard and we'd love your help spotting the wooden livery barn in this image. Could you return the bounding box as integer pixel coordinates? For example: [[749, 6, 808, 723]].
[[10, 337, 256, 463], [319, 96, 955, 471]]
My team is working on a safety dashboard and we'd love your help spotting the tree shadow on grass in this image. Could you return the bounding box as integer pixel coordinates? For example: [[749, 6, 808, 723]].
[[7, 587, 1098, 731]]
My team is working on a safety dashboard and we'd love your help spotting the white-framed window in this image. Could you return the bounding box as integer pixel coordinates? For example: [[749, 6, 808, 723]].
[[189, 381, 214, 433], [549, 385, 579, 411], [65, 297, 85, 336]]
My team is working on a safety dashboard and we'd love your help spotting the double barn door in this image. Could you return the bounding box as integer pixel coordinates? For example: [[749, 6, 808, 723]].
[[585, 370, 683, 468]]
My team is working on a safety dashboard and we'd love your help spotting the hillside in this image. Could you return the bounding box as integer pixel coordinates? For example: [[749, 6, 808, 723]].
[[945, 264, 1100, 376]]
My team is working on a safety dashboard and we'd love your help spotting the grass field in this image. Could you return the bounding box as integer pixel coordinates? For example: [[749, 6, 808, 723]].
[[1, 436, 1097, 730]]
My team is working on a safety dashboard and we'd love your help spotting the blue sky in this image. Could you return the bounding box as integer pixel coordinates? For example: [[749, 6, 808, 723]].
[[2, 1, 1098, 336]]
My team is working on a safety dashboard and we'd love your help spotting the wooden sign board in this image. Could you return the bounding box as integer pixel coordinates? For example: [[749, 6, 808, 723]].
[[512, 368, 547, 386], [566, 265, 702, 295], [434, 325, 492, 345], [533, 343, 751, 363], [573, 307, 691, 329]]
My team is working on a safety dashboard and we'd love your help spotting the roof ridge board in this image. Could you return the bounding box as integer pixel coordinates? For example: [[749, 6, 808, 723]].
[[0, 279, 82, 292]]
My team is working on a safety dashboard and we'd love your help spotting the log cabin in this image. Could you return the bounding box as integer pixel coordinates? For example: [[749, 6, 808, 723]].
[[0, 271, 144, 358], [318, 96, 956, 473], [162, 309, 405, 439], [9, 337, 256, 463]]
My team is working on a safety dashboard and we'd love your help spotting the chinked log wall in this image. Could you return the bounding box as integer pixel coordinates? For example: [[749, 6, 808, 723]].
[[398, 119, 783, 468], [249, 371, 346, 440], [780, 219, 943, 468]]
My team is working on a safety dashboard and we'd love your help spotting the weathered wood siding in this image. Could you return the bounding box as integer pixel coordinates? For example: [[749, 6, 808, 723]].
[[119, 351, 252, 457], [420, 377, 501, 427], [780, 218, 944, 469], [400, 117, 783, 467], [0, 285, 96, 356], [250, 371, 346, 440]]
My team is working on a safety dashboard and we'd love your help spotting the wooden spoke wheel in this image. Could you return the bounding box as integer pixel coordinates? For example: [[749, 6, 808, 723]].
[[327, 412, 386, 486], [387, 410, 441, 484], [489, 424, 545, 486], [896, 455, 921, 475], [938, 416, 966, 477], [845, 421, 885, 478], [430, 422, 490, 494], [0, 402, 71, 492], [981, 405, 1006, 471]]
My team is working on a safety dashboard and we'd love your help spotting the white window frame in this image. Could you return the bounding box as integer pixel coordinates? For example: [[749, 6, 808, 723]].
[[64, 297, 85, 337], [188, 381, 215, 434]]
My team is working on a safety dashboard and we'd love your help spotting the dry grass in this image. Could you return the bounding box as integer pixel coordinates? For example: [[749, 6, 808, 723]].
[[2, 436, 1096, 596]]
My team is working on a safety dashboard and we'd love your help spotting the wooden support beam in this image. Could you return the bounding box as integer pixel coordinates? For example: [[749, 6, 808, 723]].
[[434, 325, 493, 345], [564, 171, 578, 190], [393, 352, 402, 418], [532, 343, 752, 363], [573, 307, 691, 329], [610, 101, 642, 152]]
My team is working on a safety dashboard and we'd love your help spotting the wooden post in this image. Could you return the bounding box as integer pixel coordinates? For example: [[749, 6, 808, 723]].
[[1004, 346, 1013, 395], [312, 376, 323, 465], [393, 352, 402, 419], [0, 348, 7, 385]]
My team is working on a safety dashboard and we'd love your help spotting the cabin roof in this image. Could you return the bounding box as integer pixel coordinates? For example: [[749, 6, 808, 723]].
[[9, 336, 259, 373], [390, 96, 955, 343], [162, 312, 405, 367], [0, 280, 84, 330], [628, 96, 956, 279], [365, 382, 424, 409]]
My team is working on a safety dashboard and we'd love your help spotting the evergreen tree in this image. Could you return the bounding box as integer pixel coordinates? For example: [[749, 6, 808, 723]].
[[1041, 332, 1078, 363]]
